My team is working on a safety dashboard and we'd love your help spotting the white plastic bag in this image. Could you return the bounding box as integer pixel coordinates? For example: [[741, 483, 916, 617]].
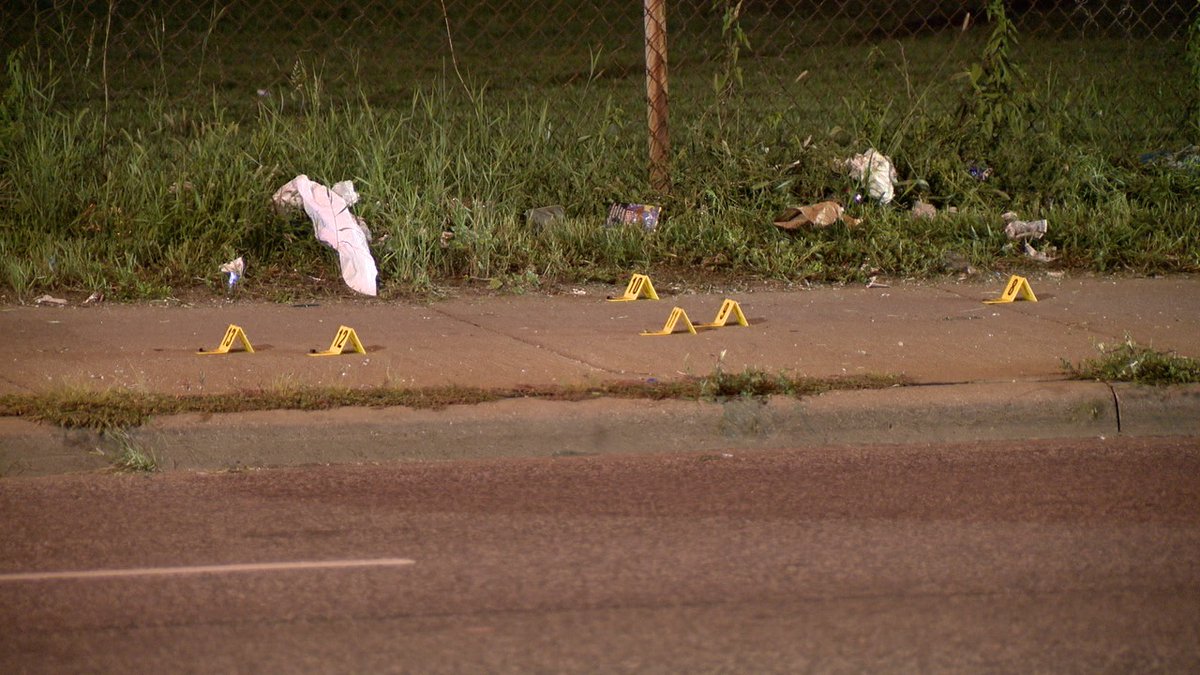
[[845, 148, 898, 204]]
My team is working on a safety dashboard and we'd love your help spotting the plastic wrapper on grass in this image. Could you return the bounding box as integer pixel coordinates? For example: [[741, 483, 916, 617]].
[[219, 256, 244, 291], [526, 205, 566, 230], [606, 203, 661, 232]]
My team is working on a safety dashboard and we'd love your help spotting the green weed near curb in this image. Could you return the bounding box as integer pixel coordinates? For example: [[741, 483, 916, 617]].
[[1063, 339, 1200, 385], [108, 430, 159, 473]]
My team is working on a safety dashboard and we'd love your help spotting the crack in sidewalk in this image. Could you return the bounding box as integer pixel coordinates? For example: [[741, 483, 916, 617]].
[[426, 306, 638, 378], [933, 285, 1136, 343], [1108, 383, 1123, 433]]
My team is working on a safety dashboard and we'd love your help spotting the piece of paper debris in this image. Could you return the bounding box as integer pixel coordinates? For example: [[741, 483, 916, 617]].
[[34, 294, 67, 306], [773, 201, 861, 230]]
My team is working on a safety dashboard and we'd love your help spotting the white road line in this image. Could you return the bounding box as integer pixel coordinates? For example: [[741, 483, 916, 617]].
[[0, 558, 415, 582]]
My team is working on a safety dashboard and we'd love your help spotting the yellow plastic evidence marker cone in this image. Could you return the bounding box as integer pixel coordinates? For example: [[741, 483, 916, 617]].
[[696, 299, 750, 328], [607, 273, 660, 302], [983, 274, 1038, 304], [198, 324, 254, 355], [309, 325, 367, 356], [641, 307, 697, 336]]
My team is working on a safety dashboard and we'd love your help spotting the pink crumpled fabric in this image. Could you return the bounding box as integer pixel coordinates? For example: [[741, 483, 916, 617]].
[[273, 174, 377, 296]]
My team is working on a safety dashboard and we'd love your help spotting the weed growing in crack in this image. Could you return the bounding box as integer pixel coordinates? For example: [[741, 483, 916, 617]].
[[1063, 338, 1200, 385], [108, 430, 159, 473]]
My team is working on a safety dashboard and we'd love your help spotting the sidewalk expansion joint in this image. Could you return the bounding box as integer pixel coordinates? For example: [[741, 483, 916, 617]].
[[933, 285, 1131, 340], [427, 307, 633, 377], [1107, 383, 1123, 433]]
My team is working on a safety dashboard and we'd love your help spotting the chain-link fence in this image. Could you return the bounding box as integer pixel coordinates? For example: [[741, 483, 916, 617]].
[[2, 1, 1194, 181]]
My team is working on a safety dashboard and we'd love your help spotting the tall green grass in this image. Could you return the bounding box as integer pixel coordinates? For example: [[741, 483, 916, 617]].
[[1, 25, 1197, 300]]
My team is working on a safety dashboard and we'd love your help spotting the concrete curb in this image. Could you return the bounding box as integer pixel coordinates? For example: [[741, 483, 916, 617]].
[[3, 382, 1197, 477]]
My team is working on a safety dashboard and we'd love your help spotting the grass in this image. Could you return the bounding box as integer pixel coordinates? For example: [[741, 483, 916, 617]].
[[0, 9, 1197, 302], [0, 371, 908, 431], [107, 429, 159, 473], [1063, 339, 1200, 385]]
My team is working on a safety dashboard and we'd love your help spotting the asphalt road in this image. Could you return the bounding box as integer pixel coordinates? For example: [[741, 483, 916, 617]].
[[2, 437, 1198, 673]]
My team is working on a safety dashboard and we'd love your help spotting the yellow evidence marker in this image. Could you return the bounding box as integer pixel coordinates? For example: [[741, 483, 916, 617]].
[[641, 307, 697, 336], [696, 299, 750, 328], [198, 324, 254, 355], [309, 325, 367, 356], [607, 273, 660, 302], [984, 275, 1038, 304]]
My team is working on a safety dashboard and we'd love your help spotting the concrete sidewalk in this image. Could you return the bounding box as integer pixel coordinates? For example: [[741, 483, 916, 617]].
[[2, 275, 1198, 474]]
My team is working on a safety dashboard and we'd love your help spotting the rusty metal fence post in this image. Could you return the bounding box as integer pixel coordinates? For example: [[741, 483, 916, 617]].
[[644, 0, 670, 194]]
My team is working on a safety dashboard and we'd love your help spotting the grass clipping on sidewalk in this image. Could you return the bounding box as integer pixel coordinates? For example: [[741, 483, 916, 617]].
[[0, 371, 904, 431], [1063, 340, 1200, 386]]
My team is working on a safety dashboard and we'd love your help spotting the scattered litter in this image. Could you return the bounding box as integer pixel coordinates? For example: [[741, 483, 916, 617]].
[[845, 148, 898, 204], [911, 200, 938, 220], [34, 294, 67, 306], [83, 291, 104, 305], [866, 276, 890, 288], [1002, 212, 1048, 241], [1001, 212, 1054, 261], [1024, 240, 1057, 263], [773, 201, 860, 230], [273, 175, 378, 296], [1139, 145, 1200, 171], [606, 203, 661, 231], [570, 288, 587, 296], [526, 205, 565, 229], [219, 256, 245, 291], [331, 180, 359, 207], [967, 162, 993, 181]]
